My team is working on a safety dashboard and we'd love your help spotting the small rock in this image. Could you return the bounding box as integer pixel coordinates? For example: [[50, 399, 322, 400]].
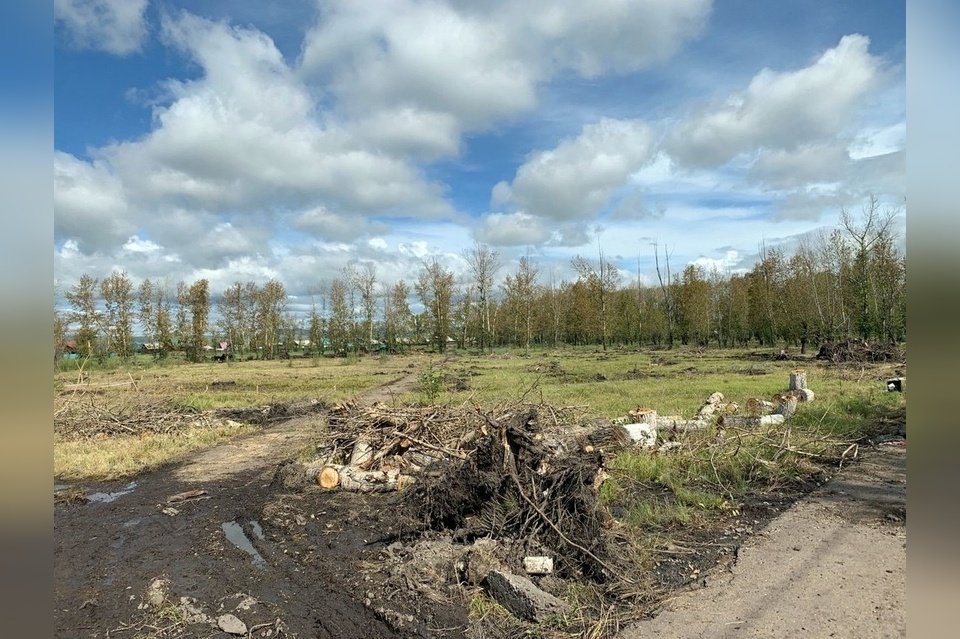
[[523, 556, 554, 575], [179, 597, 212, 624], [217, 613, 247, 636], [485, 570, 569, 622], [234, 594, 257, 611], [161, 506, 180, 517], [146, 578, 170, 608]]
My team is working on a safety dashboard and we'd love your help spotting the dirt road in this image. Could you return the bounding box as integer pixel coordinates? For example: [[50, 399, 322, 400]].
[[54, 370, 440, 639], [618, 444, 906, 639]]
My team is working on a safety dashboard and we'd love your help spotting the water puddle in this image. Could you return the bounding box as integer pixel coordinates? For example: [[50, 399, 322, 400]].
[[222, 521, 267, 570], [87, 481, 139, 504]]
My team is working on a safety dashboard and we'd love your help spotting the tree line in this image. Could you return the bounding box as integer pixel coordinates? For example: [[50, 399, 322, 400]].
[[55, 198, 904, 361]]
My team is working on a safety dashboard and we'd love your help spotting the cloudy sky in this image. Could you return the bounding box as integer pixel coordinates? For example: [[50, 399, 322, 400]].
[[54, 0, 905, 310]]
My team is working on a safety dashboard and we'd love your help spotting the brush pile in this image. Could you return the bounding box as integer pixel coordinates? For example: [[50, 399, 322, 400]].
[[816, 339, 903, 363], [306, 400, 629, 580], [54, 393, 219, 439]]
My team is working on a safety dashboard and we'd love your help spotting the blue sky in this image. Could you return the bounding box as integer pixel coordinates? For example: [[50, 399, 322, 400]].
[[54, 0, 905, 309]]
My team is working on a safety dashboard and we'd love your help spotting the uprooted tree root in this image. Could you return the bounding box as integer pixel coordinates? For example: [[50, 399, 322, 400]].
[[405, 407, 621, 583]]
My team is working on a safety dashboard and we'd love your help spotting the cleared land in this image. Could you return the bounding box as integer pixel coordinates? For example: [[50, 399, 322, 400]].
[[54, 346, 905, 638]]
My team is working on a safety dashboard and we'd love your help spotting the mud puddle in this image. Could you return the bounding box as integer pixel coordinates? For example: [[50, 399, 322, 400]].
[[87, 481, 139, 503], [222, 521, 268, 569]]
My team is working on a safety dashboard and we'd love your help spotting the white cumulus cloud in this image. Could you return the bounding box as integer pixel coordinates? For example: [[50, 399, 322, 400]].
[[668, 34, 882, 167], [55, 0, 149, 55], [494, 118, 655, 221]]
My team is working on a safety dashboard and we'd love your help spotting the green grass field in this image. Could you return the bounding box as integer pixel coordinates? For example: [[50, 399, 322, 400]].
[[54, 346, 905, 503]]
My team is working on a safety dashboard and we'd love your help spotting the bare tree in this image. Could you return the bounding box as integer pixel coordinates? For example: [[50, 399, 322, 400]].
[[218, 283, 248, 357], [464, 241, 500, 352], [352, 262, 378, 349], [385, 280, 412, 352], [652, 242, 675, 348]]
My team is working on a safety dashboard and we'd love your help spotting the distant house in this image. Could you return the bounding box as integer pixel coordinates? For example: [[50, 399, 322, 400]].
[[140, 342, 162, 354]]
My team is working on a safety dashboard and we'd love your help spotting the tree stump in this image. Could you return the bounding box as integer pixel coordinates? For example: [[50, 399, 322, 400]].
[[789, 370, 807, 391]]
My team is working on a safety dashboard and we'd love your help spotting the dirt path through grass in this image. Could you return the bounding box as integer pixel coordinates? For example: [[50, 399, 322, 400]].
[[617, 444, 906, 638], [174, 368, 421, 483]]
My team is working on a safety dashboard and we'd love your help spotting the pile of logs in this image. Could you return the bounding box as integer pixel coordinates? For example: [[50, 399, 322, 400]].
[[305, 402, 595, 493]]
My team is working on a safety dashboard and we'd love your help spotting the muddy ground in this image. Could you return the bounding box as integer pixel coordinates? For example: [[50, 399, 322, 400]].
[[55, 372, 906, 639]]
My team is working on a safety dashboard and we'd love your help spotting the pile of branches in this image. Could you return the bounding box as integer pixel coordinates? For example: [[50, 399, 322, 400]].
[[54, 393, 214, 439], [816, 339, 903, 363], [404, 406, 621, 582]]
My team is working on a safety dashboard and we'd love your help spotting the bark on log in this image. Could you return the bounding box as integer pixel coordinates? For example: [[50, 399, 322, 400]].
[[785, 388, 815, 402], [789, 370, 808, 391], [349, 438, 373, 467], [720, 414, 785, 428], [622, 423, 657, 448], [628, 407, 657, 425], [697, 392, 726, 419], [656, 416, 710, 432], [336, 466, 412, 493], [775, 394, 799, 417]]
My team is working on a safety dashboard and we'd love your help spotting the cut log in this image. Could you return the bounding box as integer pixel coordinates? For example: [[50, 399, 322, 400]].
[[745, 398, 776, 415], [349, 437, 373, 467], [697, 392, 725, 419], [720, 414, 785, 428], [317, 465, 341, 489], [789, 369, 807, 391], [622, 423, 657, 448], [655, 416, 710, 432], [338, 466, 393, 493], [785, 388, 815, 402], [775, 394, 798, 418]]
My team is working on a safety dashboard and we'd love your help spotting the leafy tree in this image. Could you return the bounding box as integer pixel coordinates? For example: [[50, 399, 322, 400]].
[[415, 258, 455, 352], [187, 279, 210, 361], [65, 274, 100, 358], [571, 251, 620, 350], [328, 278, 350, 355], [100, 270, 135, 358]]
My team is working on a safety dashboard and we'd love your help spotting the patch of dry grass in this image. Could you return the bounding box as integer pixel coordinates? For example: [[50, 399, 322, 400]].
[[54, 421, 254, 481]]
